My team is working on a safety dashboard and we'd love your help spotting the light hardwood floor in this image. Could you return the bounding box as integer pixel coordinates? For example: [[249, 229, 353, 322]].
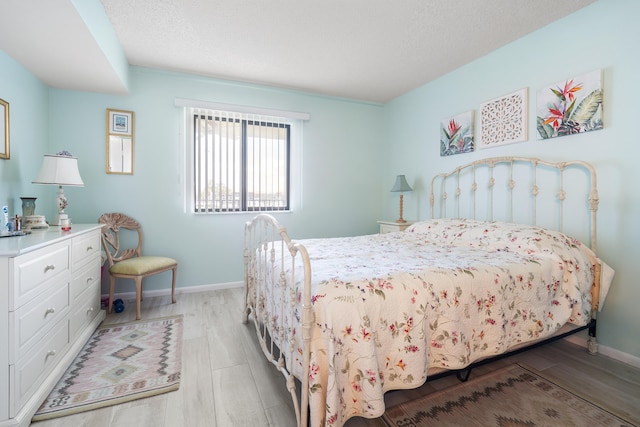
[[31, 288, 640, 427]]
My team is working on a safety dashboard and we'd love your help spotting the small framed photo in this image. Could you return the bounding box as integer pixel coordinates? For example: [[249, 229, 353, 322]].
[[108, 109, 133, 136], [1, 98, 9, 160]]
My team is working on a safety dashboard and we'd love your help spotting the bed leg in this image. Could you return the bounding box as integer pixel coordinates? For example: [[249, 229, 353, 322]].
[[587, 318, 598, 355], [456, 368, 472, 382], [241, 280, 250, 324]]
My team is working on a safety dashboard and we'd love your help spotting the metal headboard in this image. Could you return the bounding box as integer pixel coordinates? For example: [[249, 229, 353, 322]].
[[429, 156, 599, 251]]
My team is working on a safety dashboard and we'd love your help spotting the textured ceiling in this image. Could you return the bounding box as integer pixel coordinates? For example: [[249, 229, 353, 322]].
[[1, 0, 596, 103]]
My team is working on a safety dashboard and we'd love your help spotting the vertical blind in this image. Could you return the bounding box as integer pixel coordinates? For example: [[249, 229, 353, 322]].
[[191, 108, 290, 212]]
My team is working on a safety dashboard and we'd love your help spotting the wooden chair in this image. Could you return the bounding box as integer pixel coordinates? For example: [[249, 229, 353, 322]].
[[99, 212, 177, 320]]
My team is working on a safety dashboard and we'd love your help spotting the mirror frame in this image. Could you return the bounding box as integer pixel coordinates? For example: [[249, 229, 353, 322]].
[[106, 108, 135, 174], [1, 98, 9, 160]]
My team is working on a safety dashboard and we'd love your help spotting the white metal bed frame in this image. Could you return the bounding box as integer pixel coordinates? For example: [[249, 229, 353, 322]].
[[430, 156, 599, 252], [242, 156, 602, 427]]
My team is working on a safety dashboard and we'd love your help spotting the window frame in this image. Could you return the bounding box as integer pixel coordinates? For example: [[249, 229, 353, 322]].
[[190, 111, 292, 214]]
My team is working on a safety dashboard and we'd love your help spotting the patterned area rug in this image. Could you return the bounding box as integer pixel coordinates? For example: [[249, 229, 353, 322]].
[[33, 315, 183, 421], [382, 363, 636, 426]]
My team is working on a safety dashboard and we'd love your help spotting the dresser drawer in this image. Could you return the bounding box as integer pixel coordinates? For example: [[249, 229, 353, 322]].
[[72, 230, 101, 270], [70, 281, 101, 339], [11, 322, 69, 416], [12, 283, 70, 361], [379, 223, 397, 234], [70, 256, 101, 302], [11, 241, 70, 310], [378, 220, 413, 234]]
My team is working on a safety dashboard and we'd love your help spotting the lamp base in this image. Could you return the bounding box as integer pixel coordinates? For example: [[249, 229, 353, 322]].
[[395, 193, 407, 224], [51, 213, 68, 226]]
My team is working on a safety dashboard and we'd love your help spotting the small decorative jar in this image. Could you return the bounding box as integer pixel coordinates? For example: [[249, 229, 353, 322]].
[[20, 197, 37, 217]]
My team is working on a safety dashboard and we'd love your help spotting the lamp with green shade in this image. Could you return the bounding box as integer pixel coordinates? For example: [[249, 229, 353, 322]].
[[390, 175, 412, 223]]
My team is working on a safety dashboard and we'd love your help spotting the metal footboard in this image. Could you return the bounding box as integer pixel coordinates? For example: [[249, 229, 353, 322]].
[[243, 214, 313, 427]]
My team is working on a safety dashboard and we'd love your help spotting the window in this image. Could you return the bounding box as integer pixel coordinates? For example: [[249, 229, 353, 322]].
[[177, 99, 309, 214], [192, 111, 290, 212]]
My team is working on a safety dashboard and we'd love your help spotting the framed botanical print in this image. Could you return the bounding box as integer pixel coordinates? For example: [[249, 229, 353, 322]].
[[536, 69, 603, 140], [440, 110, 474, 156]]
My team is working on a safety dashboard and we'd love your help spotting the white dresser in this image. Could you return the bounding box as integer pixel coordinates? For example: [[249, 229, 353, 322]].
[[0, 225, 105, 427]]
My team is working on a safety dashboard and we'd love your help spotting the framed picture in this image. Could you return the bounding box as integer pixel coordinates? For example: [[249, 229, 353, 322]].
[[1, 98, 9, 160], [107, 109, 133, 136], [536, 69, 603, 140], [477, 88, 528, 149], [440, 110, 474, 156]]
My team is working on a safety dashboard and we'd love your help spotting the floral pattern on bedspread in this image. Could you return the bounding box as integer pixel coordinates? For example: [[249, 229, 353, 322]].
[[268, 219, 598, 426]]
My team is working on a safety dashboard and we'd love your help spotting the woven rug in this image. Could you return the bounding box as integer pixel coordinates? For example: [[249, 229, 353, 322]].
[[382, 363, 637, 427], [33, 315, 183, 421]]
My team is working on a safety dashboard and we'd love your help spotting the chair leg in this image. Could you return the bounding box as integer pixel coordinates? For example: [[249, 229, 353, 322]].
[[108, 276, 116, 314], [135, 277, 143, 320], [171, 266, 177, 304]]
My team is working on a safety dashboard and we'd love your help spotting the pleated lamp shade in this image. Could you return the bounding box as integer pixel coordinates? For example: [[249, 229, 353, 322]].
[[390, 175, 412, 193], [33, 153, 84, 226], [33, 154, 84, 186]]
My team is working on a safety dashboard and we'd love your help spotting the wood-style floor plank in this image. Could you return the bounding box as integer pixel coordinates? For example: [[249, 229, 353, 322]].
[[179, 336, 218, 427], [30, 288, 640, 427]]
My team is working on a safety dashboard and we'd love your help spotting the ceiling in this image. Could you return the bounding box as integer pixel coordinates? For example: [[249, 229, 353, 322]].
[[0, 0, 596, 103]]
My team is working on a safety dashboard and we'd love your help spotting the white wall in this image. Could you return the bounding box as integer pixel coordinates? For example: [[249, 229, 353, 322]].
[[383, 0, 640, 359]]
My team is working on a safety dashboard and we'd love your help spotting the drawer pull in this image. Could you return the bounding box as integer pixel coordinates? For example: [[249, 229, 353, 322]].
[[86, 276, 95, 283], [45, 307, 56, 316], [86, 245, 94, 252], [44, 264, 55, 273], [87, 306, 94, 315], [45, 350, 56, 360]]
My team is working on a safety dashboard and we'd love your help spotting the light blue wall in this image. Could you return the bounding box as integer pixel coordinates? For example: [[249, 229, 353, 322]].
[[45, 67, 385, 289], [0, 54, 385, 291], [383, 0, 640, 359], [2, 0, 637, 360], [0, 51, 49, 217]]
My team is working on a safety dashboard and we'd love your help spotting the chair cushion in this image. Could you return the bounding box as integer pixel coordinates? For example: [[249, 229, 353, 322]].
[[109, 256, 177, 275]]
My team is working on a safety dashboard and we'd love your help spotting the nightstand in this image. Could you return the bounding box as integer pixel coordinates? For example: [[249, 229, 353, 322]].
[[378, 220, 413, 234]]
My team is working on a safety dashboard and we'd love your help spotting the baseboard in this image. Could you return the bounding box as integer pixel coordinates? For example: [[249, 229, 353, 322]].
[[102, 281, 243, 301], [564, 332, 640, 369]]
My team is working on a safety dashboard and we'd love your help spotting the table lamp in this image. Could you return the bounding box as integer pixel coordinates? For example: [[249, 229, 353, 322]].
[[390, 174, 412, 223], [32, 152, 84, 226]]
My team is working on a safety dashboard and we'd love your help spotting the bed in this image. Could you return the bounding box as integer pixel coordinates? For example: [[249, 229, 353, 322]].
[[242, 156, 614, 427]]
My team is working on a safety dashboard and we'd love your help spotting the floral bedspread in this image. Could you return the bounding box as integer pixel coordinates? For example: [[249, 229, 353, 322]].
[[270, 219, 602, 426]]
